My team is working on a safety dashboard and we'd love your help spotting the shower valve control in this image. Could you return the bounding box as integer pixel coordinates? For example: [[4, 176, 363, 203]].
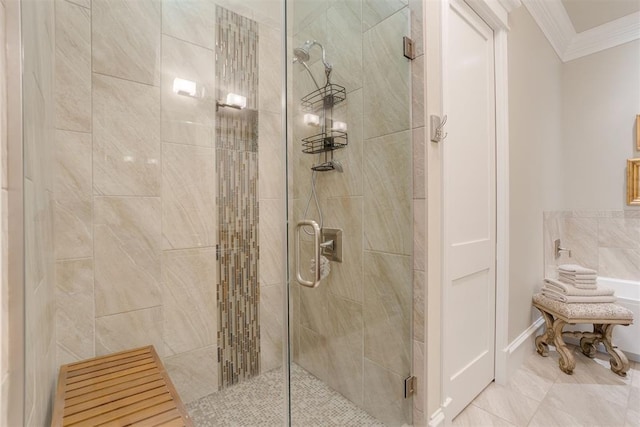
[[321, 228, 343, 263]]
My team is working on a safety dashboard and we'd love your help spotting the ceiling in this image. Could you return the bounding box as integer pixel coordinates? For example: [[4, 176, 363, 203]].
[[523, 0, 640, 62], [561, 0, 640, 32]]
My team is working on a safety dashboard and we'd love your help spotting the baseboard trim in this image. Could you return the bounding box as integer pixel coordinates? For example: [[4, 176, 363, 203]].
[[496, 316, 545, 384], [428, 408, 445, 427]]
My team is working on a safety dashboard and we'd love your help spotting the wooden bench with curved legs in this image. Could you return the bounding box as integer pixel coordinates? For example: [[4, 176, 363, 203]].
[[532, 293, 633, 376]]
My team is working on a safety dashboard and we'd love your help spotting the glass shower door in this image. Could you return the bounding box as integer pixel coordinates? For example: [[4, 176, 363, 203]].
[[286, 0, 415, 425]]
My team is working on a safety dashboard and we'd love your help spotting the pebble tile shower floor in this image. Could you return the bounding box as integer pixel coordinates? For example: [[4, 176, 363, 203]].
[[186, 364, 385, 426]]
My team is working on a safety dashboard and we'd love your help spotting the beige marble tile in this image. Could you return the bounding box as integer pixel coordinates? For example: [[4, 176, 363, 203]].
[[93, 73, 161, 196], [54, 130, 92, 260], [413, 127, 425, 199], [162, 248, 217, 356], [298, 326, 328, 380], [299, 275, 328, 334], [23, 73, 45, 185], [24, 180, 45, 294], [598, 218, 640, 249], [323, 196, 363, 303], [413, 270, 425, 342], [67, 0, 91, 8], [528, 401, 587, 427], [326, 293, 363, 407], [161, 35, 215, 147], [363, 251, 411, 375], [503, 360, 555, 402], [245, 0, 281, 27], [161, 0, 215, 50], [260, 283, 283, 373], [259, 199, 285, 286], [92, 0, 161, 85], [55, 258, 94, 366], [413, 340, 425, 413], [55, 0, 91, 132], [542, 380, 627, 426], [161, 143, 215, 249], [452, 404, 515, 426], [363, 8, 410, 139], [290, 280, 300, 362], [558, 217, 598, 270], [22, 0, 55, 116], [164, 346, 218, 404], [326, 0, 362, 92], [258, 111, 285, 200], [599, 247, 640, 281], [94, 197, 161, 316], [414, 198, 426, 271], [316, 88, 364, 199], [362, 0, 408, 31], [363, 358, 412, 426], [259, 24, 282, 114], [363, 130, 412, 254], [471, 382, 539, 426], [95, 306, 164, 356], [413, 409, 426, 427], [409, 0, 424, 57], [411, 54, 425, 128], [291, 0, 327, 34], [626, 386, 639, 426]]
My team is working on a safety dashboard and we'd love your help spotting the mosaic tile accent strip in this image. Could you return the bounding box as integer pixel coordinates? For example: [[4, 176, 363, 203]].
[[186, 364, 386, 426], [215, 6, 261, 389]]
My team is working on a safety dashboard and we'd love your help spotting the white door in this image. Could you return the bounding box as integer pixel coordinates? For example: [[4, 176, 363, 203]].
[[442, 0, 496, 420]]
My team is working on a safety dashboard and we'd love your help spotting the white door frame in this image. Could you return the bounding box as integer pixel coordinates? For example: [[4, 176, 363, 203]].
[[424, 0, 521, 425]]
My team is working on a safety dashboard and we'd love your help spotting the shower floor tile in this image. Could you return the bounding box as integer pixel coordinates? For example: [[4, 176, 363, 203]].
[[186, 364, 385, 426]]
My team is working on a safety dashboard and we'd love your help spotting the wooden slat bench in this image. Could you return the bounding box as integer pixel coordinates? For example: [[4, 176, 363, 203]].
[[52, 346, 193, 427]]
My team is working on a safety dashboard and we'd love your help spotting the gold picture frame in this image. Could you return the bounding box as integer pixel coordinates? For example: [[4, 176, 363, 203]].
[[628, 158, 640, 205], [637, 115, 640, 150]]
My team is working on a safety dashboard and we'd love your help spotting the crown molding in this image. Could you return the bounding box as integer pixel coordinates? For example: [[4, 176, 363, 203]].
[[564, 12, 640, 61], [522, 0, 640, 62]]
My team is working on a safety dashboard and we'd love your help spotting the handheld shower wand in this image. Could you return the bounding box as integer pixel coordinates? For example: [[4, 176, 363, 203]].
[[293, 40, 333, 87]]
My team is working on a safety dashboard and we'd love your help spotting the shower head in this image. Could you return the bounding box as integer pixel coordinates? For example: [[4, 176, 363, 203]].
[[293, 40, 332, 73], [293, 41, 313, 63]]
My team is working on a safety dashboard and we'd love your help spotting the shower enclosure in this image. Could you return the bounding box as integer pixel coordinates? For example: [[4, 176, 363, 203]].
[[20, 0, 420, 424]]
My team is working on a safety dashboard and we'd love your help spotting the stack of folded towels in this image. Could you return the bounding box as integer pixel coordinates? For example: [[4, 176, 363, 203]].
[[542, 264, 616, 303]]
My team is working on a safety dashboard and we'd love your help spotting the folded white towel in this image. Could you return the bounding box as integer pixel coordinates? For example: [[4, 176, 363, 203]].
[[574, 283, 598, 290], [559, 272, 598, 280], [544, 279, 614, 296], [558, 264, 597, 275], [541, 288, 616, 303]]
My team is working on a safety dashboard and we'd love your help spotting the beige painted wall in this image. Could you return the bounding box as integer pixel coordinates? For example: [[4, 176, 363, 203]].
[[507, 6, 564, 342], [561, 40, 640, 210]]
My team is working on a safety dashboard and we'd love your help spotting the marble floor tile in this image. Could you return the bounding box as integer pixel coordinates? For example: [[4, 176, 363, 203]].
[[471, 382, 539, 426], [542, 378, 628, 426], [527, 400, 587, 427], [452, 404, 515, 426]]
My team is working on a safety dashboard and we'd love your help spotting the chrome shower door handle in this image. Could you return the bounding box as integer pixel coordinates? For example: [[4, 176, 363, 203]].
[[295, 220, 322, 288]]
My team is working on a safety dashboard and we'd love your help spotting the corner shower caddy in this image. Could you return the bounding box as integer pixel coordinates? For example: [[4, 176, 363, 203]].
[[301, 83, 348, 171]]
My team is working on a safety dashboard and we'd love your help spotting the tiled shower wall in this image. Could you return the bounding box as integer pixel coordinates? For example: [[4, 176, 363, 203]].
[[290, 0, 425, 425], [23, 0, 58, 425], [544, 211, 640, 281], [53, 0, 284, 404]]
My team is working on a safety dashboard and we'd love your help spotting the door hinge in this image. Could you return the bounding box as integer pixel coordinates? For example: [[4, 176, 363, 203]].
[[404, 375, 417, 398], [403, 36, 415, 60]]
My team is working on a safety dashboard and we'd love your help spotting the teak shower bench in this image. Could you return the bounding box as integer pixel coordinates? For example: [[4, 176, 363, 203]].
[[51, 346, 193, 427]]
